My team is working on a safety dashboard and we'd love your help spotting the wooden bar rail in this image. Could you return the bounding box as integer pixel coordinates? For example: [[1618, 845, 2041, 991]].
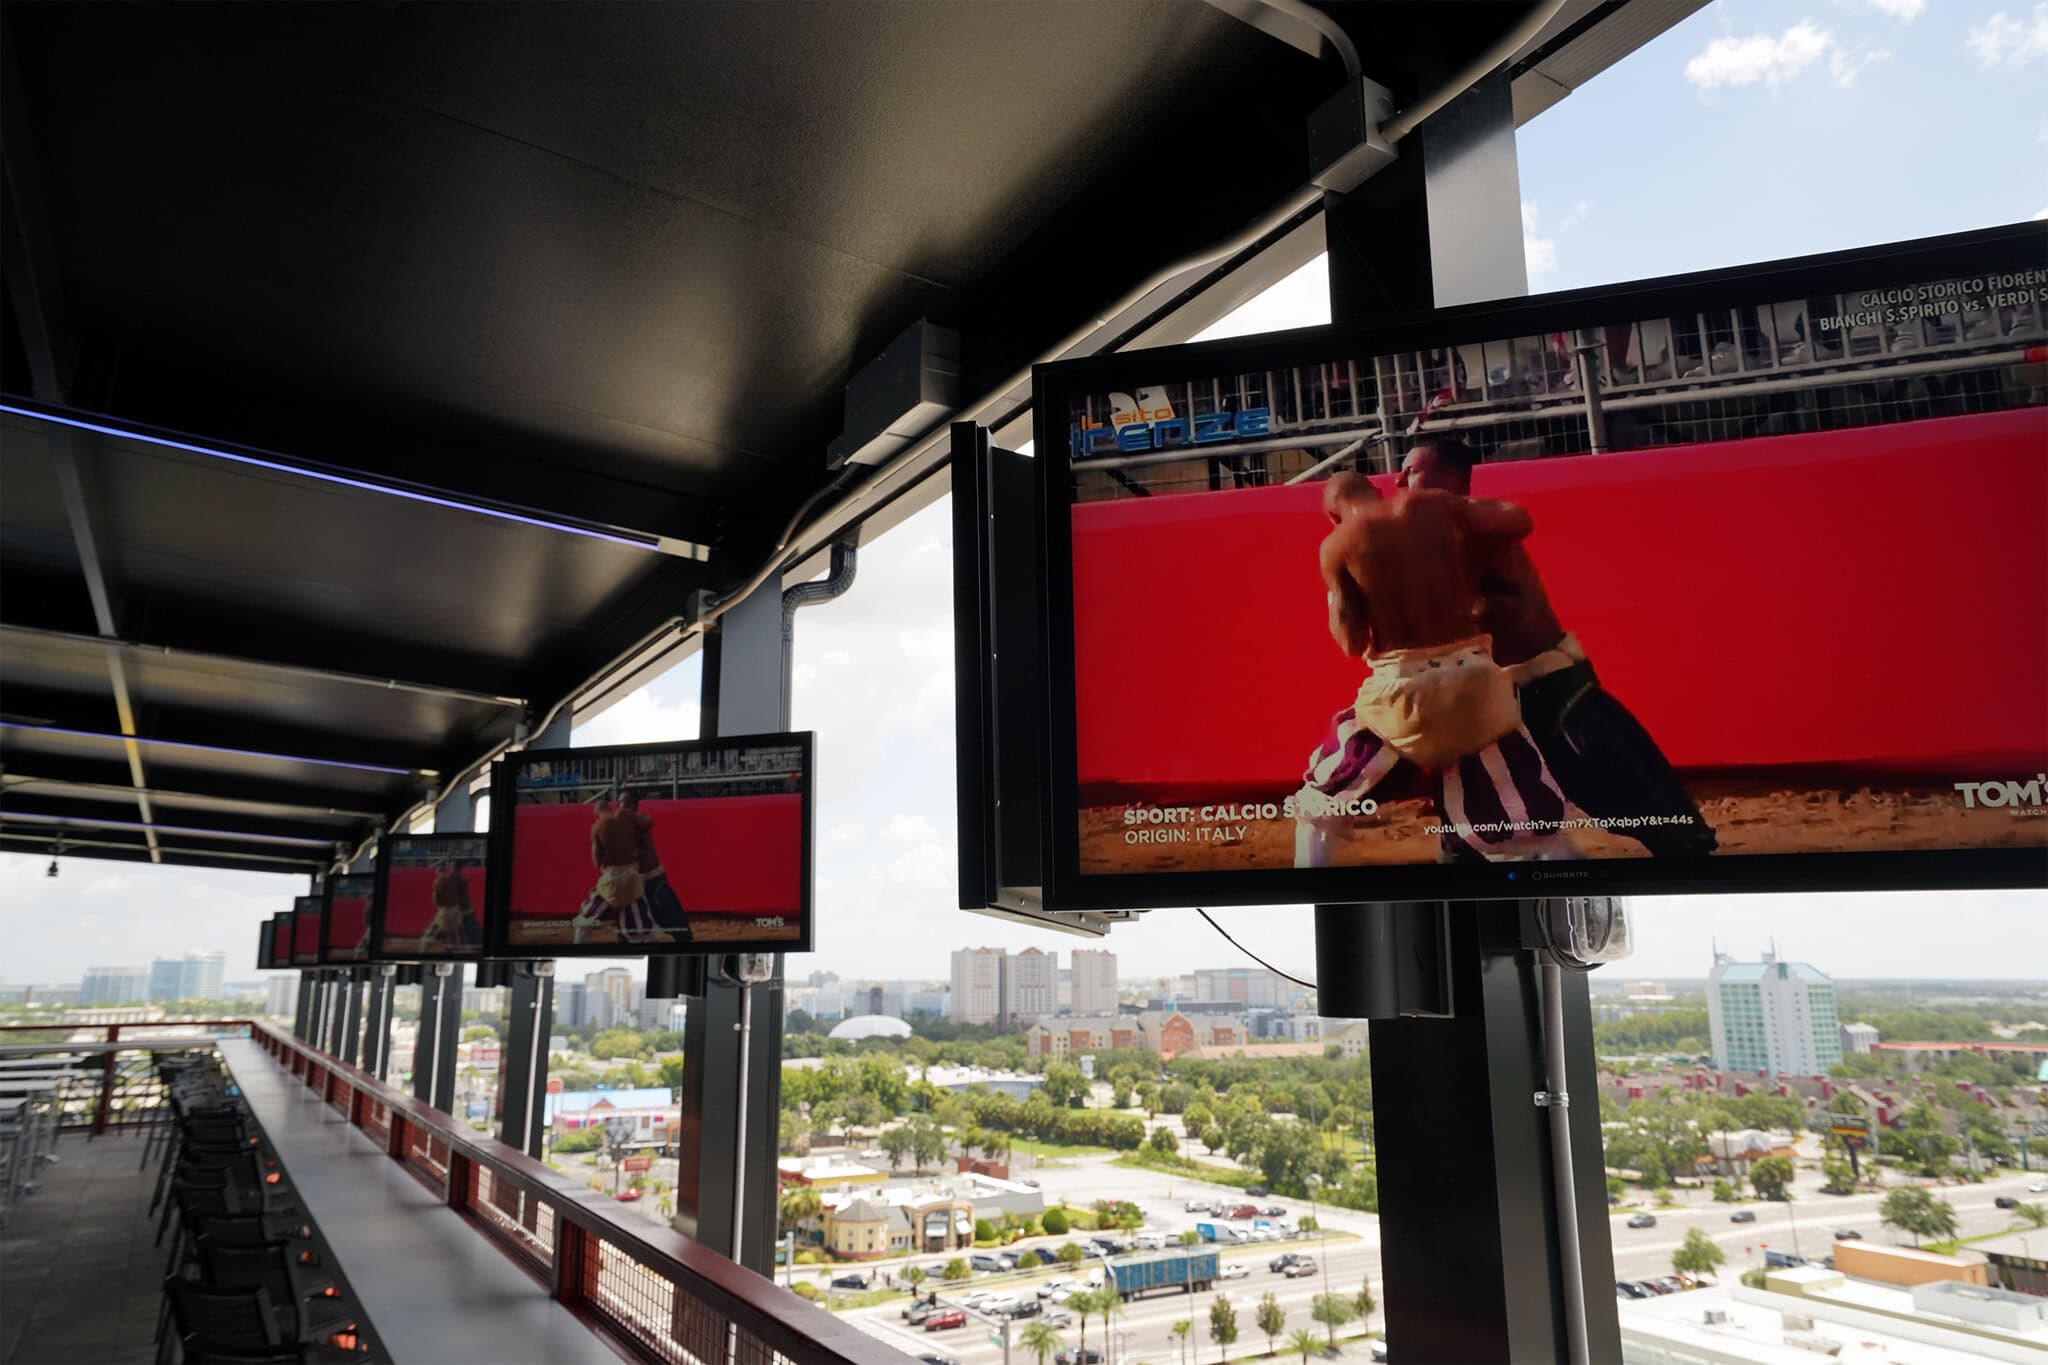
[[246, 1021, 906, 1365]]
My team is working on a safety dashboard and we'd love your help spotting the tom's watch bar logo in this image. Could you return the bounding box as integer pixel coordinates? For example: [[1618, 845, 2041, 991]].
[[1953, 777, 2047, 810]]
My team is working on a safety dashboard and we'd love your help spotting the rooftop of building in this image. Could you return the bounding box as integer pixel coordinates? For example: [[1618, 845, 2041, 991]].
[[1620, 1281, 2040, 1365], [1964, 1229, 2048, 1260]]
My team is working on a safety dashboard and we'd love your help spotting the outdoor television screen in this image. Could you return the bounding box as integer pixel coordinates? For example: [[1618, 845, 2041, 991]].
[[268, 915, 291, 971], [487, 734, 813, 957], [371, 833, 489, 961], [289, 898, 323, 966], [256, 916, 276, 970], [1034, 223, 2048, 908], [321, 874, 375, 965]]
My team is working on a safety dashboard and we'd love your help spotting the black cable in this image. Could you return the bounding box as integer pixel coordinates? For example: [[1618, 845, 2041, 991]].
[[1194, 908, 1317, 990]]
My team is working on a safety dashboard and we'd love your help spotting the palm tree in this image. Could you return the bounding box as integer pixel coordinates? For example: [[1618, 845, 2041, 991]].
[[1171, 1318, 1192, 1365], [1288, 1327, 1322, 1362], [2014, 1202, 2048, 1230], [1069, 1287, 1102, 1358], [1018, 1320, 1063, 1365]]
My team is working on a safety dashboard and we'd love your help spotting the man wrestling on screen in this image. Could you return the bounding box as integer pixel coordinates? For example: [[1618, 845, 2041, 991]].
[[427, 859, 481, 949], [572, 791, 658, 944], [1296, 471, 1576, 863], [1397, 439, 1716, 857], [621, 789, 692, 943]]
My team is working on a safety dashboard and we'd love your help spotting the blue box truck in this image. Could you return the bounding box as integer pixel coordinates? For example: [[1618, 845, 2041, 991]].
[[1109, 1251, 1219, 1302]]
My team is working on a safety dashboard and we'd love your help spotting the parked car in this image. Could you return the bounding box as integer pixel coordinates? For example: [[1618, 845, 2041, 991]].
[[1370, 1341, 1389, 1363], [1005, 1299, 1041, 1319], [1729, 1210, 1756, 1223], [926, 1310, 967, 1331], [1135, 1233, 1166, 1250], [1283, 1258, 1318, 1278], [1041, 1309, 1073, 1328], [1037, 1279, 1073, 1300], [1626, 1214, 1657, 1229], [982, 1295, 1020, 1317], [904, 1302, 937, 1325], [970, 1253, 1007, 1273], [1262, 1206, 1285, 1217], [1615, 1282, 1652, 1300], [1021, 1179, 1040, 1188], [1185, 1199, 1211, 1213], [1089, 1237, 1127, 1256], [1995, 1196, 2020, 1209], [1764, 1251, 1805, 1269], [1834, 1230, 1863, 1241], [1218, 1263, 1248, 1280], [1270, 1253, 1305, 1274], [2029, 1182, 2047, 1194], [1055, 1351, 1104, 1365], [1246, 1186, 1269, 1197], [1651, 1277, 1686, 1295], [614, 1188, 643, 1202], [916, 1355, 959, 1365], [830, 1274, 869, 1290]]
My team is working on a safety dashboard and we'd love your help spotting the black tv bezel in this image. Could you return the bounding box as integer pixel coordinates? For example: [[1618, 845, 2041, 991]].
[[256, 915, 277, 971], [319, 872, 377, 966], [484, 732, 816, 959], [368, 831, 493, 964], [288, 897, 324, 967], [1032, 222, 2048, 911]]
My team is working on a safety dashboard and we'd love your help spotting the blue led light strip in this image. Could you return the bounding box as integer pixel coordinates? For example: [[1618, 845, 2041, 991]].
[[0, 721, 421, 776], [0, 401, 659, 550]]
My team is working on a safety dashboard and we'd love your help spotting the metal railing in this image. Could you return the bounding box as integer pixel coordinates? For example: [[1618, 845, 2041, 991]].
[[0, 1019, 257, 1134], [246, 1021, 906, 1365]]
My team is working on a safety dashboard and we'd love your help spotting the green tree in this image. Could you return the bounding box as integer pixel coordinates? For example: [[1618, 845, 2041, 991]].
[[1201, 1125, 1225, 1155], [1256, 1291, 1287, 1355], [1183, 1102, 1214, 1137], [1019, 1319, 1064, 1365], [2012, 1203, 2047, 1230], [910, 1119, 945, 1171], [1288, 1327, 1322, 1362], [974, 1217, 997, 1243], [942, 1256, 970, 1281], [879, 1124, 914, 1172], [1749, 1156, 1795, 1202], [1352, 1274, 1376, 1321], [1711, 1179, 1736, 1203], [1056, 1242, 1087, 1268], [1016, 1248, 1042, 1269], [1818, 1158, 1856, 1195], [1208, 1294, 1239, 1362], [656, 1055, 687, 1095], [1042, 1206, 1071, 1235], [1042, 1062, 1088, 1108], [1672, 1227, 1726, 1281], [902, 1266, 926, 1293], [777, 1186, 821, 1232], [1879, 1187, 1958, 1247], [1178, 1229, 1201, 1248], [1150, 1125, 1180, 1157], [590, 1028, 648, 1060], [1311, 1293, 1356, 1347], [461, 1025, 497, 1042], [1171, 1318, 1192, 1365]]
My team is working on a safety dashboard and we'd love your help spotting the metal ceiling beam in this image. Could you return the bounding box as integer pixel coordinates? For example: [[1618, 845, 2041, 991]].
[[0, 807, 339, 851], [2, 29, 162, 864], [0, 791, 362, 848], [0, 754, 392, 823], [0, 623, 528, 712], [0, 828, 325, 872], [0, 771, 379, 825]]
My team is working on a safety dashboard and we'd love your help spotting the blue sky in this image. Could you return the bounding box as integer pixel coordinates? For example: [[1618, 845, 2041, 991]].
[[4, 1, 2043, 988]]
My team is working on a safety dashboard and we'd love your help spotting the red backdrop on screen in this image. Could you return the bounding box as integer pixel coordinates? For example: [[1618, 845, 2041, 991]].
[[508, 794, 803, 920], [270, 920, 290, 964], [384, 866, 488, 938], [325, 895, 369, 949], [1071, 409, 2048, 804], [293, 914, 321, 960]]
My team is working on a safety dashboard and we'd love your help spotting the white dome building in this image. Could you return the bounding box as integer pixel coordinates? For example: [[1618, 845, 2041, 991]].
[[827, 1014, 914, 1041]]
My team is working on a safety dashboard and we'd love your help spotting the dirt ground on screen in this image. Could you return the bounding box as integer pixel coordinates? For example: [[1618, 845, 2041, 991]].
[[1079, 781, 2045, 874]]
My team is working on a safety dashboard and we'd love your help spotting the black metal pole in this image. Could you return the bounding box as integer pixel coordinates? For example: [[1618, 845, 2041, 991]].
[[497, 962, 555, 1158], [412, 963, 462, 1113]]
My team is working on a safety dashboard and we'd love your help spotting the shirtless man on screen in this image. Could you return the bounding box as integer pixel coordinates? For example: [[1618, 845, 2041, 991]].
[[572, 790, 659, 944], [1296, 473, 1576, 862], [1397, 440, 1716, 857]]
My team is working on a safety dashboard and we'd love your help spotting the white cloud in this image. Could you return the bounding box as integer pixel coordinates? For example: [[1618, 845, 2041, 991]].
[[572, 687, 700, 748], [1837, 0, 1924, 19], [1827, 45, 1890, 86], [1558, 200, 1592, 232], [1522, 201, 1559, 285], [824, 821, 866, 849], [1684, 20, 1834, 92], [881, 814, 937, 845], [1967, 5, 2048, 65]]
